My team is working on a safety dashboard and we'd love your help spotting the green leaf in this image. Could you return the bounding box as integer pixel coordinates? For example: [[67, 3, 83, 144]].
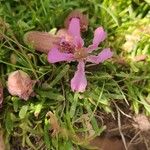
[[64, 141, 73, 150], [19, 105, 28, 119], [5, 113, 14, 134], [44, 119, 51, 149], [36, 90, 65, 101], [84, 100, 100, 135], [70, 93, 79, 118], [12, 97, 20, 112], [26, 136, 37, 150], [34, 104, 43, 117], [49, 64, 70, 87]]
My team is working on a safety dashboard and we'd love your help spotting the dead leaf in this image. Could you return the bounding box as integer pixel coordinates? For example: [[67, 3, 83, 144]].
[[7, 70, 36, 100], [82, 114, 95, 137], [132, 54, 147, 62], [46, 111, 60, 136]]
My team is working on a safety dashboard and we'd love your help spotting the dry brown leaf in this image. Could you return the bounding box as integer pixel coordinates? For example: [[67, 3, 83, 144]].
[[132, 54, 147, 62], [82, 114, 95, 137], [7, 70, 36, 100], [46, 111, 60, 136]]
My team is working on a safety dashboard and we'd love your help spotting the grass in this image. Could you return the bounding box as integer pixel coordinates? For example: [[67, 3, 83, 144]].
[[0, 0, 150, 149]]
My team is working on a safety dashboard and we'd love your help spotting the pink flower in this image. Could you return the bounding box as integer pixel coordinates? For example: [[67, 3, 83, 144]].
[[0, 81, 3, 107], [48, 18, 113, 92]]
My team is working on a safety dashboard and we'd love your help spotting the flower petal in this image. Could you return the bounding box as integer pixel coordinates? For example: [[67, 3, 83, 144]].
[[56, 28, 74, 43], [88, 27, 107, 52], [71, 61, 87, 92], [68, 18, 84, 47], [87, 48, 113, 64], [48, 47, 74, 63], [0, 82, 3, 107]]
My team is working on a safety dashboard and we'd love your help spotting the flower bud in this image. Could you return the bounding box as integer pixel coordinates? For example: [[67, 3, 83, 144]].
[[24, 31, 61, 53], [64, 10, 89, 32], [7, 70, 35, 100]]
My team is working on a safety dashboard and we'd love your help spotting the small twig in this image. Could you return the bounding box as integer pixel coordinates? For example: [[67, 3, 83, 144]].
[[128, 131, 141, 147], [113, 101, 132, 118], [143, 136, 149, 150], [108, 125, 132, 133], [2, 32, 38, 79], [94, 114, 104, 127], [117, 108, 128, 150]]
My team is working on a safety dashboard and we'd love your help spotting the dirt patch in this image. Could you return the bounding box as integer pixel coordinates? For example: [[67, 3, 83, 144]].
[[89, 103, 150, 150]]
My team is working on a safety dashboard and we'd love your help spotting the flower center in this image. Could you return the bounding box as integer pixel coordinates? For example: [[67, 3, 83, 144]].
[[59, 41, 75, 53], [74, 48, 88, 60]]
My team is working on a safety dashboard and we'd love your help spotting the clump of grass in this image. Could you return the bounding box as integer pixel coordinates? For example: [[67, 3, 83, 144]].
[[0, 0, 150, 149]]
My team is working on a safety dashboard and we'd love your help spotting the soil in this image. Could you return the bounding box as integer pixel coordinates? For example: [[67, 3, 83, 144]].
[[89, 102, 150, 150]]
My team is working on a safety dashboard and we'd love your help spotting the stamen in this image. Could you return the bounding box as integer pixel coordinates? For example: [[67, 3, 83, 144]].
[[59, 41, 75, 53], [74, 48, 88, 59]]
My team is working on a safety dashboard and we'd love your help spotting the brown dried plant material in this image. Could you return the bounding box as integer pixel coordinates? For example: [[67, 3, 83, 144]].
[[0, 81, 3, 107], [64, 10, 89, 32], [133, 114, 150, 131], [46, 111, 60, 137], [7, 70, 36, 100], [24, 31, 61, 53], [0, 130, 5, 150], [132, 54, 147, 62], [82, 114, 95, 137], [0, 18, 9, 41]]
